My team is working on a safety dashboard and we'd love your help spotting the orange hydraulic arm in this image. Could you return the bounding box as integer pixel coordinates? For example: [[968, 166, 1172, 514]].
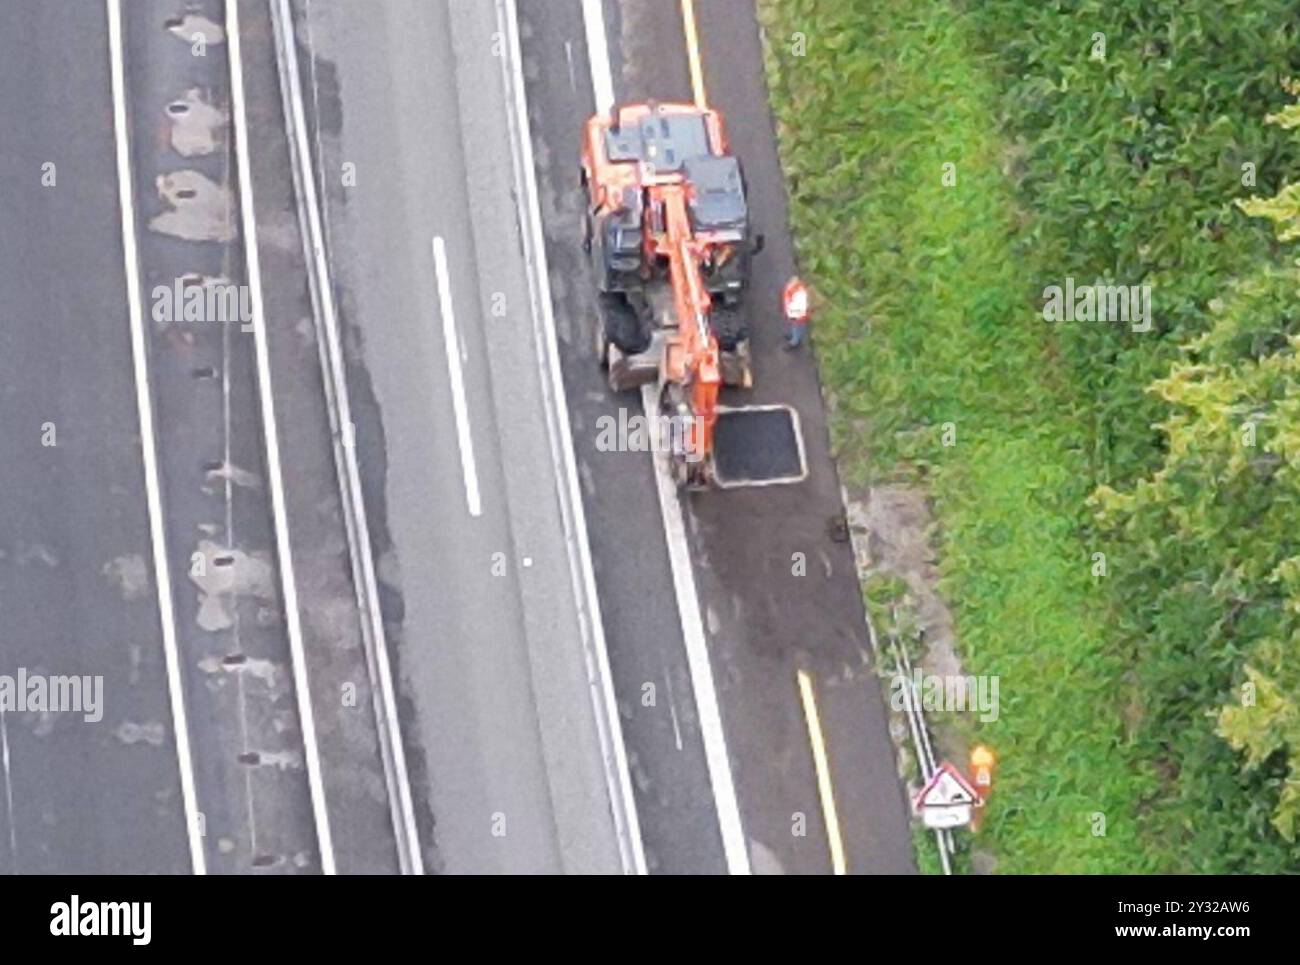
[[651, 183, 721, 464]]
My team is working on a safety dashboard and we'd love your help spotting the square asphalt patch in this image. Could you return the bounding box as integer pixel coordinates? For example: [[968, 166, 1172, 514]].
[[712, 404, 807, 488]]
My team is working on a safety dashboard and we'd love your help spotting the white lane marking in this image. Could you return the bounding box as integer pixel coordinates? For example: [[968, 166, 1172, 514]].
[[226, 0, 336, 874], [642, 387, 752, 873], [271, 0, 424, 874], [0, 706, 17, 867], [106, 0, 206, 875], [662, 665, 684, 752], [431, 236, 483, 518], [497, 0, 647, 874], [580, 0, 751, 875], [223, 270, 262, 856], [580, 0, 615, 113], [564, 40, 578, 93]]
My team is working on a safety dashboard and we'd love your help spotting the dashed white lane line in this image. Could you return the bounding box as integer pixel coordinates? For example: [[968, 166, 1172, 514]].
[[431, 235, 483, 518], [106, 0, 206, 875], [662, 664, 685, 752]]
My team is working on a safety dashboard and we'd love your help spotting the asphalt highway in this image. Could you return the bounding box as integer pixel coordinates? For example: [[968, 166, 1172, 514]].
[[293, 0, 632, 874], [0, 0, 916, 876], [0, 0, 189, 874], [2, 0, 638, 876]]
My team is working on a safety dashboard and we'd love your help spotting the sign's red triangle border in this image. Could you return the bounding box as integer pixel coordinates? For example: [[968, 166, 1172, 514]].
[[914, 761, 983, 809]]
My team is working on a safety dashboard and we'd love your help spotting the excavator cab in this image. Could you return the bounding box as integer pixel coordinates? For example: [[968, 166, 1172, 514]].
[[683, 154, 751, 304]]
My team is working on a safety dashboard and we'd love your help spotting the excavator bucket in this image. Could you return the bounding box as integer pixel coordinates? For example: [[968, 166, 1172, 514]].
[[710, 404, 807, 488]]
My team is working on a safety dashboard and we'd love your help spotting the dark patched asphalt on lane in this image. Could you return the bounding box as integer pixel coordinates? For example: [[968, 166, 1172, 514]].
[[0, 0, 189, 874]]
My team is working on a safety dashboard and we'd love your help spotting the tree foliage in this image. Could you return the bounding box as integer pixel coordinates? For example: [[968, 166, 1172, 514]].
[[1096, 87, 1300, 859]]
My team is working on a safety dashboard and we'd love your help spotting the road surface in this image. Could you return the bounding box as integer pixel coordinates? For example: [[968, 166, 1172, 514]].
[[0, 0, 914, 876], [0, 0, 190, 875], [291, 0, 635, 874], [517, 0, 917, 874]]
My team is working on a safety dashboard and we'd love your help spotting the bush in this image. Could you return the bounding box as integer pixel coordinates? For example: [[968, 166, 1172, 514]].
[[761, 0, 1300, 871]]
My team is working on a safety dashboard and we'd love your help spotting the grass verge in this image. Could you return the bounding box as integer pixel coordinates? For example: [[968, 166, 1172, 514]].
[[759, 0, 1157, 871]]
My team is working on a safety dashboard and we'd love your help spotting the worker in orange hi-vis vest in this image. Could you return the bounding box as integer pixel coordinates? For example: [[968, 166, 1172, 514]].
[[782, 276, 811, 350]]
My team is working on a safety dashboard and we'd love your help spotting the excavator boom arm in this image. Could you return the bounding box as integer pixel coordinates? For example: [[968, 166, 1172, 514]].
[[657, 185, 720, 463]]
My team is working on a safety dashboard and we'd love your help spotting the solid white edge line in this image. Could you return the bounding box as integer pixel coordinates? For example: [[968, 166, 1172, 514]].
[[498, 0, 647, 874], [431, 236, 483, 518], [578, 0, 751, 873], [226, 0, 336, 874], [267, 0, 424, 875], [641, 388, 752, 874], [105, 0, 207, 876]]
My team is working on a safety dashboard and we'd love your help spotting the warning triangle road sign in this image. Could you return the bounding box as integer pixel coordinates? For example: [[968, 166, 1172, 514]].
[[915, 762, 982, 809]]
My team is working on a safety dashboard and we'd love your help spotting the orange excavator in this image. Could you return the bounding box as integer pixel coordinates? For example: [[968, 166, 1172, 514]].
[[581, 102, 764, 487]]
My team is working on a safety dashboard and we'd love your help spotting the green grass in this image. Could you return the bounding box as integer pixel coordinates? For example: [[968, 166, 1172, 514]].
[[912, 826, 945, 876], [759, 0, 1157, 871]]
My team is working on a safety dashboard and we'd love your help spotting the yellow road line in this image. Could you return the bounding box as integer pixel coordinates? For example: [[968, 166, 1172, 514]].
[[680, 0, 708, 109], [682, 0, 844, 876], [797, 669, 848, 874]]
